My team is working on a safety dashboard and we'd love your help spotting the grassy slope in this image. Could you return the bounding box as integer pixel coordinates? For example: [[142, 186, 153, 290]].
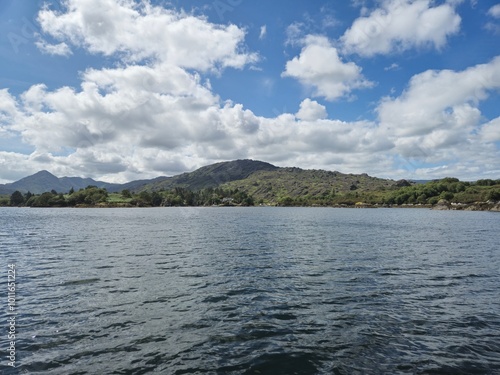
[[222, 168, 399, 204], [140, 159, 278, 192]]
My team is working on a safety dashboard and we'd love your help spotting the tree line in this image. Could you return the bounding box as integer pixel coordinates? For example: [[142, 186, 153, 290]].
[[2, 178, 499, 208], [381, 178, 500, 206], [2, 186, 255, 207], [272, 178, 500, 207]]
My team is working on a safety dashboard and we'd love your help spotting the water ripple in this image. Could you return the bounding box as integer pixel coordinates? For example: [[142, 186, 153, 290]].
[[1, 207, 499, 374]]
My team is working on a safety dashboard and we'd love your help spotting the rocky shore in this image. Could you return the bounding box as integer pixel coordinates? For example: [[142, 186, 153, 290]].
[[431, 199, 500, 212]]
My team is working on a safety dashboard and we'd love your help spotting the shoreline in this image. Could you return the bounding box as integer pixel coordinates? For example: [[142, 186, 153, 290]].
[[3, 201, 499, 212]]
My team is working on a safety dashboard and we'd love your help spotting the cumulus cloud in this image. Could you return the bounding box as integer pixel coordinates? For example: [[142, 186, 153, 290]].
[[37, 0, 258, 71], [377, 57, 500, 172], [341, 0, 461, 56], [0, 0, 498, 183], [296, 99, 327, 121], [378, 57, 500, 136], [0, 89, 19, 123], [2, 69, 394, 182], [480, 117, 500, 143], [0, 0, 262, 182], [282, 35, 374, 101]]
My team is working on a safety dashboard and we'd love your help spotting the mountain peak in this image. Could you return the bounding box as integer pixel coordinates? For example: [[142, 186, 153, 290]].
[[32, 170, 57, 178], [3, 170, 106, 194], [19, 170, 59, 182]]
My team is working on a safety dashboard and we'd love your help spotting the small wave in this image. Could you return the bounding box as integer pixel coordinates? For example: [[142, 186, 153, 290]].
[[60, 278, 101, 286]]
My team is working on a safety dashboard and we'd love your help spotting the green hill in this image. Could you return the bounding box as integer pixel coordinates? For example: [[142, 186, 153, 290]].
[[2, 160, 498, 209], [221, 167, 400, 204], [140, 159, 278, 192]]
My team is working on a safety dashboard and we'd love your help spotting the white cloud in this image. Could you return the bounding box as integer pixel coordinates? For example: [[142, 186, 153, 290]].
[[489, 4, 500, 19], [285, 22, 305, 46], [37, 0, 258, 71], [259, 25, 267, 39], [282, 35, 374, 101], [384, 63, 400, 71], [341, 0, 461, 56], [377, 57, 500, 171], [480, 117, 500, 143], [486, 4, 500, 34], [0, 89, 19, 123], [0, 1, 499, 183], [378, 57, 500, 137], [35, 40, 72, 56], [296, 99, 327, 121], [2, 63, 394, 182]]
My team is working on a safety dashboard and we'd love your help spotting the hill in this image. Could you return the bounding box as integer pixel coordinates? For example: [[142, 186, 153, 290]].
[[0, 159, 276, 195], [221, 167, 400, 203], [141, 159, 278, 192], [0, 160, 401, 198], [1, 160, 499, 209]]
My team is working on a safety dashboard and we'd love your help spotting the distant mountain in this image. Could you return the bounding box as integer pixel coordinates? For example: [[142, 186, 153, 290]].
[[0, 170, 120, 194], [0, 186, 14, 195], [0, 159, 401, 197], [0, 159, 276, 195]]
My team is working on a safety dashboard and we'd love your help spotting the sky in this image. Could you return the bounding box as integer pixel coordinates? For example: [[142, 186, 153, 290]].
[[0, 0, 499, 184]]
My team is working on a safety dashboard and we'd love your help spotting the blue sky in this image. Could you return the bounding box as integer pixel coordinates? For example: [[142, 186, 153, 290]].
[[0, 0, 499, 183]]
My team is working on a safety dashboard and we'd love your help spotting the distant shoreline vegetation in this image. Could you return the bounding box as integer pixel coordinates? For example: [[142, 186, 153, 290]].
[[1, 178, 500, 211]]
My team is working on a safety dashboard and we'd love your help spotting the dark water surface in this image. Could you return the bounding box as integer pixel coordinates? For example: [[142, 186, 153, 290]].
[[1, 207, 500, 374]]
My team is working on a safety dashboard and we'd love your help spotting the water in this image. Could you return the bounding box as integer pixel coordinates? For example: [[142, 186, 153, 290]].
[[1, 207, 500, 374]]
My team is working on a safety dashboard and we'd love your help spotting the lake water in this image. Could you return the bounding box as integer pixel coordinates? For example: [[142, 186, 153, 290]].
[[1, 207, 500, 374]]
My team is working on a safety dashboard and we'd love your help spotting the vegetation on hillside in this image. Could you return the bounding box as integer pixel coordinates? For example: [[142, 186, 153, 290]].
[[1, 177, 499, 209], [382, 178, 500, 206], [143, 159, 278, 192], [0, 159, 498, 210], [221, 168, 401, 205], [1, 186, 254, 208], [243, 178, 500, 207]]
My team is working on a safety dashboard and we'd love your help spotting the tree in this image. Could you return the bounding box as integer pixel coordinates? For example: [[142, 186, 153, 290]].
[[69, 187, 75, 195], [121, 189, 132, 199], [10, 191, 24, 206], [487, 190, 500, 202], [30, 192, 53, 207], [151, 192, 163, 206], [417, 194, 428, 204], [278, 196, 294, 206], [439, 191, 454, 201], [138, 191, 152, 205], [476, 179, 495, 186], [66, 186, 108, 206]]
